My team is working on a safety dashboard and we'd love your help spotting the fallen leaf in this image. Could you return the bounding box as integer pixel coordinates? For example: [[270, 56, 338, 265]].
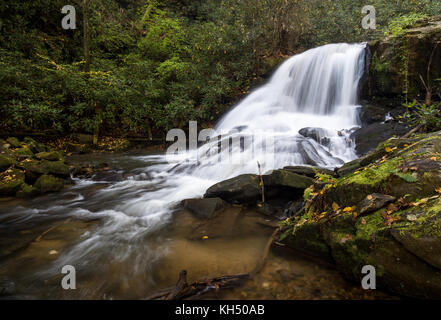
[[361, 218, 367, 225], [385, 147, 393, 153], [202, 236, 208, 240], [367, 195, 373, 200]]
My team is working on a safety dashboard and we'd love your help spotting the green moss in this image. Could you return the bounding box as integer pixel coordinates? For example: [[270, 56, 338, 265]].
[[340, 157, 401, 186]]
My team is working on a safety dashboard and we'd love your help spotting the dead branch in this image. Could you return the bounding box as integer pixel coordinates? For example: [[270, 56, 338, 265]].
[[401, 123, 423, 139], [257, 161, 265, 203], [251, 227, 280, 276], [145, 271, 250, 300]]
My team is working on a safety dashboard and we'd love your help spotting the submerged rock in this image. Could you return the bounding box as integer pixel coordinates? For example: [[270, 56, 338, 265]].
[[182, 197, 228, 219]]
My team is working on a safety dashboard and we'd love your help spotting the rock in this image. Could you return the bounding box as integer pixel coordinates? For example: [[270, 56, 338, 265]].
[[391, 230, 441, 270], [283, 166, 336, 178], [299, 127, 331, 146], [6, 137, 22, 148], [34, 174, 64, 193], [364, 17, 441, 99], [65, 143, 91, 154], [351, 121, 410, 156], [19, 159, 44, 183], [41, 160, 70, 178], [13, 147, 34, 160], [35, 151, 62, 161], [77, 134, 94, 145], [281, 130, 441, 299], [182, 197, 228, 219], [24, 137, 47, 153], [0, 155, 16, 171], [204, 174, 261, 204], [205, 170, 315, 205], [358, 193, 396, 215], [263, 169, 315, 192], [16, 183, 39, 198], [0, 169, 25, 196], [0, 277, 16, 296]]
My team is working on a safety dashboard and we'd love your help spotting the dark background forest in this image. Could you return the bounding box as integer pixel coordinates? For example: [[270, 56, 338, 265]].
[[1, 0, 440, 140]]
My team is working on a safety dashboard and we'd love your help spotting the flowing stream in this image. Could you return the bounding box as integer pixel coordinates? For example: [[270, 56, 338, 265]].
[[0, 43, 391, 300]]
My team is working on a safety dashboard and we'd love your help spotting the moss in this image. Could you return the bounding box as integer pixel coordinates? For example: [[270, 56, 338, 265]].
[[34, 174, 64, 193], [341, 157, 401, 187]]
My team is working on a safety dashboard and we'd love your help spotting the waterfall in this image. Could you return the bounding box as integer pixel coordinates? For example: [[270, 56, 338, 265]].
[[172, 42, 367, 180], [19, 43, 368, 289]]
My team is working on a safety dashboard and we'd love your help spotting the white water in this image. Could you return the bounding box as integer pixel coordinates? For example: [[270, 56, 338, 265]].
[[2, 43, 367, 294]]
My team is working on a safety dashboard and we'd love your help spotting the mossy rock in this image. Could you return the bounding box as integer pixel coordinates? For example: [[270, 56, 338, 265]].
[[0, 155, 16, 172], [282, 131, 441, 298], [0, 169, 25, 196], [35, 151, 62, 161], [16, 183, 39, 198], [34, 175, 64, 194], [13, 147, 34, 160], [6, 137, 22, 148], [24, 137, 47, 154], [19, 159, 45, 183], [41, 160, 70, 178]]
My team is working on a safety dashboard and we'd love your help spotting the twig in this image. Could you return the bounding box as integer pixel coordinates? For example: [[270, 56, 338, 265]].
[[251, 227, 280, 276], [257, 161, 265, 203], [401, 124, 422, 139]]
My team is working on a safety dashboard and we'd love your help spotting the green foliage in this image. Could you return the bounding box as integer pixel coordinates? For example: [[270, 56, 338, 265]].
[[1, 0, 440, 137], [384, 13, 428, 37], [401, 100, 441, 132]]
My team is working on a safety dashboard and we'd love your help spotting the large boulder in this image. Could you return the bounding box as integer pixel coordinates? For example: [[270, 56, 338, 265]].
[[204, 170, 315, 205], [281, 130, 441, 299], [204, 174, 262, 205], [351, 121, 410, 156]]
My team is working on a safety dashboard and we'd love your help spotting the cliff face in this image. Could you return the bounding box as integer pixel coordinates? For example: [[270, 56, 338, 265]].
[[364, 16, 441, 100]]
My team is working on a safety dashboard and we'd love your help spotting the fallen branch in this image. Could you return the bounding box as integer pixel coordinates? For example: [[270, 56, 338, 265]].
[[401, 124, 423, 139], [145, 271, 250, 300], [251, 227, 280, 276]]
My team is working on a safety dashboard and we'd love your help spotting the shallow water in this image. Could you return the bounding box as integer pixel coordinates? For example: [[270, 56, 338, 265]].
[[0, 151, 395, 300]]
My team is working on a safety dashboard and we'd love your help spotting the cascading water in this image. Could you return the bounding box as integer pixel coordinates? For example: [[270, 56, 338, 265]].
[[0, 43, 367, 298]]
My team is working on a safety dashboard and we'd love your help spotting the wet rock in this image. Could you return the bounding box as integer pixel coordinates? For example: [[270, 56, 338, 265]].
[[351, 121, 410, 156], [35, 174, 64, 193], [205, 170, 315, 205], [281, 130, 441, 299], [204, 174, 261, 205], [0, 277, 16, 296], [358, 193, 396, 215], [0, 155, 16, 171], [283, 166, 336, 178], [35, 151, 62, 161], [6, 137, 22, 148], [0, 169, 25, 196], [182, 197, 228, 219], [299, 127, 330, 146]]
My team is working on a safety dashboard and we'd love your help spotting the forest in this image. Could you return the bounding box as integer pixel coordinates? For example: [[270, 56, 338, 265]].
[[1, 0, 439, 140]]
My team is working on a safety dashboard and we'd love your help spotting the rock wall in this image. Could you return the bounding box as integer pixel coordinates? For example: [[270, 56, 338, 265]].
[[363, 16, 441, 100]]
